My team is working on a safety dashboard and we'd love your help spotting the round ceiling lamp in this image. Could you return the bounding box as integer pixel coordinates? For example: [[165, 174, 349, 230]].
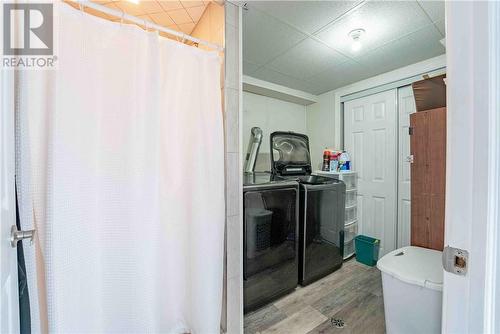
[[348, 29, 365, 52]]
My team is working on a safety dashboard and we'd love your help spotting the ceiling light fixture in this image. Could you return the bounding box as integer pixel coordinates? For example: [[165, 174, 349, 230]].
[[349, 29, 365, 52], [127, 0, 140, 4]]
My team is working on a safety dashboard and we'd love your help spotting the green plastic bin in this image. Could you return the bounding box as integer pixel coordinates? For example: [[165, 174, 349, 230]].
[[354, 235, 380, 266]]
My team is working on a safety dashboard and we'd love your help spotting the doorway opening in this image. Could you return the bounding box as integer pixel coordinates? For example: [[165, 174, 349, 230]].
[[241, 1, 447, 333]]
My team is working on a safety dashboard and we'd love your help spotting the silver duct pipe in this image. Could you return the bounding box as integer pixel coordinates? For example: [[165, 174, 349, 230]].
[[244, 127, 263, 174]]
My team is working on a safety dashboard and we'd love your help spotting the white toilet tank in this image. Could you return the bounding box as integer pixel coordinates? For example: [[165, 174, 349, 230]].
[[377, 246, 443, 334]]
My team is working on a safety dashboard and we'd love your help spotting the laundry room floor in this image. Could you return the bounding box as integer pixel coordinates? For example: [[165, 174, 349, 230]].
[[244, 258, 385, 334]]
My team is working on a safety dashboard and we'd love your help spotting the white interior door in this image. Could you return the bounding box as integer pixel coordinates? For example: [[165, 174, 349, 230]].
[[1, 67, 20, 333], [397, 86, 416, 248], [344, 89, 398, 257]]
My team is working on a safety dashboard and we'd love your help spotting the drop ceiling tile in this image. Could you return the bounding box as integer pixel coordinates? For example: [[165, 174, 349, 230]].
[[417, 0, 445, 22], [149, 11, 175, 26], [103, 2, 121, 12], [357, 25, 445, 78], [307, 60, 372, 94], [315, 1, 431, 58], [405, 24, 445, 55], [357, 40, 419, 77], [434, 18, 445, 36], [178, 22, 195, 34], [182, 1, 205, 8], [248, 1, 361, 34], [252, 66, 316, 94], [186, 5, 206, 22], [243, 61, 261, 75], [113, 1, 145, 16], [267, 37, 349, 80], [243, 1, 447, 95], [168, 8, 193, 25], [158, 1, 183, 11], [243, 9, 307, 65], [139, 1, 164, 14]]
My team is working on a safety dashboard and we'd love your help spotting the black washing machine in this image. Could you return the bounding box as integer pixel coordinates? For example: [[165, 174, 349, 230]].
[[243, 173, 299, 312], [270, 132, 346, 286]]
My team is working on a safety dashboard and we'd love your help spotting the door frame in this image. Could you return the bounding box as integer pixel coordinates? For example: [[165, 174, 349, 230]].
[[442, 1, 500, 332], [485, 3, 500, 332], [0, 66, 20, 332]]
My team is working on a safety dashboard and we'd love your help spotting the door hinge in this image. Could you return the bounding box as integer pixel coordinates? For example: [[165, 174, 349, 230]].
[[409, 127, 414, 135], [442, 246, 468, 276], [406, 155, 414, 163]]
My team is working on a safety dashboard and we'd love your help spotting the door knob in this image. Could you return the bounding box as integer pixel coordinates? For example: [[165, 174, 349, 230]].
[[10, 225, 36, 248]]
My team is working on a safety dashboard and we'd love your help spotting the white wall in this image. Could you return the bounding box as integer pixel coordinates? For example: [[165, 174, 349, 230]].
[[242, 91, 307, 161], [305, 91, 336, 170]]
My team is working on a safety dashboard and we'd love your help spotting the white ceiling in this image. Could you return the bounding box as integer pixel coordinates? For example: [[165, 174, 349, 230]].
[[243, 1, 446, 95]]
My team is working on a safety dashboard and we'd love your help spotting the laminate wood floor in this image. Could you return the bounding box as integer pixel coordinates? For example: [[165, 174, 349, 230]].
[[244, 258, 385, 334]]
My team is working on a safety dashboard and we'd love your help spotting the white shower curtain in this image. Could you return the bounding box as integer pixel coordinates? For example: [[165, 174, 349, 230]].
[[16, 3, 224, 333]]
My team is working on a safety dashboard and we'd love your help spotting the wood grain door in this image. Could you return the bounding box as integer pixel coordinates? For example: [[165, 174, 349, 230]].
[[410, 107, 446, 251]]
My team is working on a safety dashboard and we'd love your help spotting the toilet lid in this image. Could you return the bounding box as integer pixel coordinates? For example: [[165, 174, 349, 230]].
[[377, 246, 443, 291]]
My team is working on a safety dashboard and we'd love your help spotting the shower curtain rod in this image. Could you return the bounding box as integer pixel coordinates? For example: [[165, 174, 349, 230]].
[[77, 1, 224, 52]]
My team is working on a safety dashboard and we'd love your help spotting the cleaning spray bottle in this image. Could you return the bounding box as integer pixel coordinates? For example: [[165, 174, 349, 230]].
[[322, 150, 330, 171]]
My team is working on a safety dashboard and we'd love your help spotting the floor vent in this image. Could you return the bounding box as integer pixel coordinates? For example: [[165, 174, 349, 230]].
[[331, 318, 345, 329]]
